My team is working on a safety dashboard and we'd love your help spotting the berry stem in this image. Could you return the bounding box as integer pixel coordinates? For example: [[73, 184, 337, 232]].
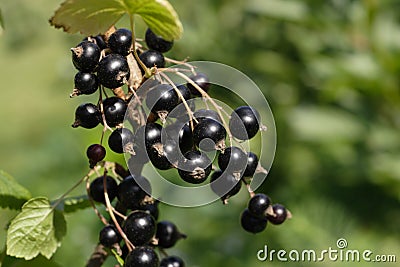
[[86, 178, 109, 225], [129, 15, 152, 78]]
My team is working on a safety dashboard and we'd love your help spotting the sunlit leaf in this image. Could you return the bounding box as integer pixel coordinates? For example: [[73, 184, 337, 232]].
[[0, 170, 31, 210]]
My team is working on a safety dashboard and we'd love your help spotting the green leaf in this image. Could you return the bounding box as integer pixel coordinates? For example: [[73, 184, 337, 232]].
[[0, 9, 4, 35], [111, 249, 125, 266], [49, 0, 183, 41], [0, 170, 31, 210], [59, 195, 91, 213], [6, 197, 67, 260], [1, 255, 62, 267]]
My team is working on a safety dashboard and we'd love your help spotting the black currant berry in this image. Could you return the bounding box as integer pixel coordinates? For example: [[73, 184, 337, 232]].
[[177, 150, 212, 184], [139, 50, 165, 69], [72, 103, 101, 129], [175, 84, 191, 102], [125, 246, 159, 267], [97, 54, 130, 89], [123, 211, 156, 246], [84, 35, 107, 50], [108, 128, 134, 154], [193, 109, 221, 123], [244, 152, 259, 177], [164, 122, 193, 155], [99, 225, 121, 248], [218, 146, 248, 174], [210, 170, 242, 203], [145, 28, 174, 53], [148, 139, 180, 170], [145, 84, 179, 114], [108, 28, 132, 56], [193, 118, 226, 151], [229, 106, 260, 140], [133, 123, 163, 150], [103, 97, 127, 127], [71, 41, 100, 72], [240, 208, 267, 233], [267, 204, 288, 225], [248, 193, 271, 218], [73, 72, 99, 96], [89, 176, 118, 204], [160, 256, 185, 267], [138, 200, 159, 221], [187, 73, 210, 96], [156, 221, 186, 249], [117, 175, 151, 209], [86, 144, 106, 168]]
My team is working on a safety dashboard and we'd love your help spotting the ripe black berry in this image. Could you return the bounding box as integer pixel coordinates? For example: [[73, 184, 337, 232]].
[[229, 106, 260, 140], [97, 54, 130, 89], [108, 128, 134, 154], [108, 28, 132, 56], [145, 84, 179, 114], [248, 193, 271, 218], [156, 221, 186, 249], [138, 200, 159, 221], [178, 150, 212, 184], [73, 72, 99, 95], [267, 204, 288, 225], [187, 73, 210, 96], [89, 176, 118, 204], [103, 97, 127, 127], [217, 146, 247, 174], [244, 152, 259, 177], [99, 225, 121, 248], [139, 50, 165, 69], [86, 144, 106, 168], [176, 84, 191, 102], [148, 139, 180, 170], [71, 41, 100, 72], [193, 118, 226, 151], [72, 103, 101, 129], [160, 256, 185, 267], [123, 211, 156, 246], [84, 35, 107, 50], [240, 208, 267, 233], [125, 246, 159, 267], [145, 28, 174, 53], [117, 175, 151, 209], [133, 123, 163, 150], [193, 109, 221, 123], [210, 170, 242, 203], [164, 122, 193, 154]]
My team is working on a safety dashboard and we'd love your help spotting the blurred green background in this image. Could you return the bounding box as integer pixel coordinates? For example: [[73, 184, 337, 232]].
[[0, 0, 399, 266]]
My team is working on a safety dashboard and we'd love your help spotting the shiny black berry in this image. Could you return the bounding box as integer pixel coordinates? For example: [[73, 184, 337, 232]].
[[193, 109, 221, 123], [148, 139, 180, 170], [86, 144, 106, 168], [138, 200, 159, 221], [267, 204, 288, 225], [244, 152, 259, 177], [108, 28, 132, 56], [108, 128, 134, 154], [156, 221, 186, 249], [72, 103, 101, 129], [240, 208, 267, 233], [99, 225, 121, 248], [139, 50, 165, 69], [89, 176, 118, 204], [117, 175, 151, 209], [124, 246, 159, 267], [103, 97, 127, 127], [145, 28, 174, 53], [145, 84, 179, 114], [187, 73, 210, 96], [210, 170, 242, 203], [164, 122, 193, 154], [84, 35, 107, 50], [175, 84, 191, 102], [73, 72, 99, 95], [123, 211, 156, 246], [160, 256, 185, 267], [97, 54, 130, 89], [133, 123, 163, 150], [71, 41, 100, 72], [229, 106, 260, 140], [248, 193, 271, 218], [193, 118, 226, 151], [218, 146, 247, 174], [177, 150, 212, 184]]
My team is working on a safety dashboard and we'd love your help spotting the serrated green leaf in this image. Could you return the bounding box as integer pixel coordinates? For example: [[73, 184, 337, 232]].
[[6, 197, 67, 260], [0, 170, 31, 210], [62, 195, 91, 213], [49, 0, 182, 40]]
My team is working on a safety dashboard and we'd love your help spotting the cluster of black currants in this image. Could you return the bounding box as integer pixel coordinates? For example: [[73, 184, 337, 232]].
[[68, 25, 290, 267]]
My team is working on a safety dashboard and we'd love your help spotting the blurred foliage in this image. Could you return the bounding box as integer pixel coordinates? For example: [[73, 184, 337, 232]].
[[0, 0, 399, 267]]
